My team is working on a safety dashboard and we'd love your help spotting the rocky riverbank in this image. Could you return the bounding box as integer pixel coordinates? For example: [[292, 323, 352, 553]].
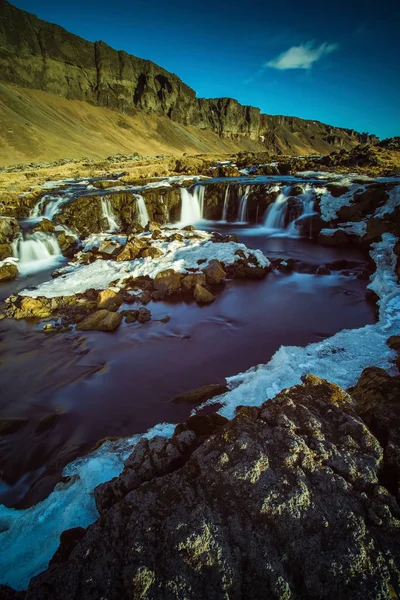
[[2, 367, 399, 599]]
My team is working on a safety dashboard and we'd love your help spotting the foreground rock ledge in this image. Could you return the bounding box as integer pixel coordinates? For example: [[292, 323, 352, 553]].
[[7, 371, 400, 599]]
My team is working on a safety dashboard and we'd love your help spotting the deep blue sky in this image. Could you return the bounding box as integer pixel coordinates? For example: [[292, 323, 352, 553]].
[[11, 0, 399, 138]]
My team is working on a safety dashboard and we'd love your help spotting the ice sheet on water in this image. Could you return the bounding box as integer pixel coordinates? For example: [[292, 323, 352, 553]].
[[19, 230, 270, 298], [0, 422, 175, 591]]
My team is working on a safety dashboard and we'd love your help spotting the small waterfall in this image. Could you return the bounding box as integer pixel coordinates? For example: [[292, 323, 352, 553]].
[[264, 185, 315, 236], [12, 231, 63, 275], [236, 185, 250, 223], [101, 197, 119, 232], [30, 194, 72, 221], [180, 185, 204, 224], [134, 194, 149, 228], [264, 186, 291, 229], [221, 185, 230, 222]]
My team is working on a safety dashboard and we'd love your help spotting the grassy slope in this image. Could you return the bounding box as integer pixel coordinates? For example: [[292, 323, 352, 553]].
[[0, 84, 265, 166]]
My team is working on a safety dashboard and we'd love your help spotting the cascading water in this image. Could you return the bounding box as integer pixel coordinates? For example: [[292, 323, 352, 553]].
[[221, 185, 230, 222], [134, 194, 149, 228], [180, 185, 204, 224], [236, 185, 250, 223], [101, 197, 119, 232], [264, 185, 316, 236], [12, 231, 63, 275]]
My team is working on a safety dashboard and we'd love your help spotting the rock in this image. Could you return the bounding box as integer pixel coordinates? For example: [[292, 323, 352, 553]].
[[0, 419, 28, 435], [181, 225, 196, 231], [98, 240, 123, 257], [141, 247, 163, 259], [160, 315, 170, 323], [0, 216, 19, 244], [0, 243, 13, 260], [387, 336, 400, 351], [121, 309, 138, 323], [96, 289, 123, 311], [76, 310, 122, 331], [145, 221, 161, 232], [137, 307, 151, 323], [193, 283, 215, 304], [222, 234, 238, 243], [244, 266, 267, 279], [116, 237, 148, 261], [34, 218, 55, 233], [153, 269, 182, 296], [24, 374, 400, 599], [182, 273, 206, 291], [316, 265, 331, 275], [318, 229, 351, 247], [202, 259, 226, 284], [171, 383, 228, 404], [13, 296, 51, 319], [50, 527, 86, 565], [0, 260, 18, 281], [57, 232, 77, 256]]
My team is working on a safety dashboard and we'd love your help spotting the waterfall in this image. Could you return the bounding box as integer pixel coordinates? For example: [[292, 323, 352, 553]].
[[221, 185, 230, 222], [101, 197, 119, 232], [236, 185, 250, 223], [180, 185, 204, 224], [30, 194, 72, 221], [264, 185, 316, 236], [134, 194, 149, 228], [12, 232, 63, 275]]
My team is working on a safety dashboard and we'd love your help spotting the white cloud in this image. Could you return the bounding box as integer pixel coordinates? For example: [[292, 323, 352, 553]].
[[266, 41, 339, 70]]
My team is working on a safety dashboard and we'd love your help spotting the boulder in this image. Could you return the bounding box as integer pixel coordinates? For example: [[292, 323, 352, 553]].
[[182, 273, 206, 291], [57, 232, 77, 256], [193, 283, 215, 304], [0, 216, 19, 244], [76, 310, 122, 331], [121, 309, 139, 323], [153, 269, 182, 295], [316, 265, 331, 275], [97, 289, 123, 311], [116, 237, 148, 261], [34, 218, 55, 233], [202, 259, 226, 284], [137, 307, 151, 323], [318, 229, 352, 247], [141, 247, 163, 259], [98, 240, 123, 257], [13, 296, 51, 319], [145, 221, 161, 232], [0, 260, 18, 281], [0, 243, 13, 260], [171, 384, 228, 405]]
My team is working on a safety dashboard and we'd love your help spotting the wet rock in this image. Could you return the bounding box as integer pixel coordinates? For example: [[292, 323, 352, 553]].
[[182, 273, 206, 291], [0, 260, 18, 281], [171, 383, 228, 405], [387, 336, 400, 352], [181, 225, 196, 231], [160, 315, 170, 323], [222, 234, 238, 243], [0, 419, 28, 435], [34, 218, 55, 233], [137, 307, 151, 323], [42, 323, 58, 333], [193, 283, 215, 304], [202, 259, 226, 284], [318, 229, 352, 247], [57, 232, 77, 256], [0, 216, 19, 244], [96, 289, 123, 311], [154, 269, 182, 295], [76, 309, 122, 331], [50, 527, 87, 565], [121, 309, 139, 323], [24, 374, 400, 599], [0, 243, 13, 260], [316, 265, 331, 275]]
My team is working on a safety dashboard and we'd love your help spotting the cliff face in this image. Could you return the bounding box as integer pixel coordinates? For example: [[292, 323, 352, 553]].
[[0, 0, 378, 154]]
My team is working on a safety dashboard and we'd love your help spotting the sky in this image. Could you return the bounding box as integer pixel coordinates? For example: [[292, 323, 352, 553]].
[[10, 0, 400, 139]]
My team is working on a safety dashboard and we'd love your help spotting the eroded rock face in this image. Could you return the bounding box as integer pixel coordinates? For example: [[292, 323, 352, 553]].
[[23, 374, 400, 599]]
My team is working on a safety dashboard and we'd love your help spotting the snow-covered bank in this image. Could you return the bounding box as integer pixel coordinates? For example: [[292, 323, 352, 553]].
[[19, 229, 270, 298], [0, 422, 175, 590]]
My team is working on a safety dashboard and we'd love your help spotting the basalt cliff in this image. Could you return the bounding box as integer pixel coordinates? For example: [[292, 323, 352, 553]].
[[0, 1, 378, 164]]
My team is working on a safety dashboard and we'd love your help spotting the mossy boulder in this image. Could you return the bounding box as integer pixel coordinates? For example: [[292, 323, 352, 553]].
[[76, 309, 122, 331], [0, 260, 18, 281]]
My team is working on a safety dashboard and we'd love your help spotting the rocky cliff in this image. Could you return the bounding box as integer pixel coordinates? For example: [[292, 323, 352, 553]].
[[3, 369, 399, 599], [0, 0, 377, 157]]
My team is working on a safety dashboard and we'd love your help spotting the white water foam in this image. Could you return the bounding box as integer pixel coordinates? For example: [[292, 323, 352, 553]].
[[12, 232, 63, 275]]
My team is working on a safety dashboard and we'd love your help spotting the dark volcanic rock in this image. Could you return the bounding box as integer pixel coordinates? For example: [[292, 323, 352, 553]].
[[22, 374, 400, 599]]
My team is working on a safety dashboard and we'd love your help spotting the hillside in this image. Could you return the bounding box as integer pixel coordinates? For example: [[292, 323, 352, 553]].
[[0, 1, 378, 164]]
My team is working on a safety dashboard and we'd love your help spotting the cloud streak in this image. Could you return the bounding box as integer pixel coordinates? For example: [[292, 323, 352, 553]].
[[266, 41, 339, 70]]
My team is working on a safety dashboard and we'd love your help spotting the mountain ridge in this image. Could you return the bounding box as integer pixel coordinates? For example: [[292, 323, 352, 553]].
[[0, 0, 378, 163]]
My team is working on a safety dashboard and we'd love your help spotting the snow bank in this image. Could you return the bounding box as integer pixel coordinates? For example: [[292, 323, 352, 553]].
[[0, 423, 175, 591], [19, 230, 270, 298], [197, 235, 400, 419], [374, 185, 400, 218]]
